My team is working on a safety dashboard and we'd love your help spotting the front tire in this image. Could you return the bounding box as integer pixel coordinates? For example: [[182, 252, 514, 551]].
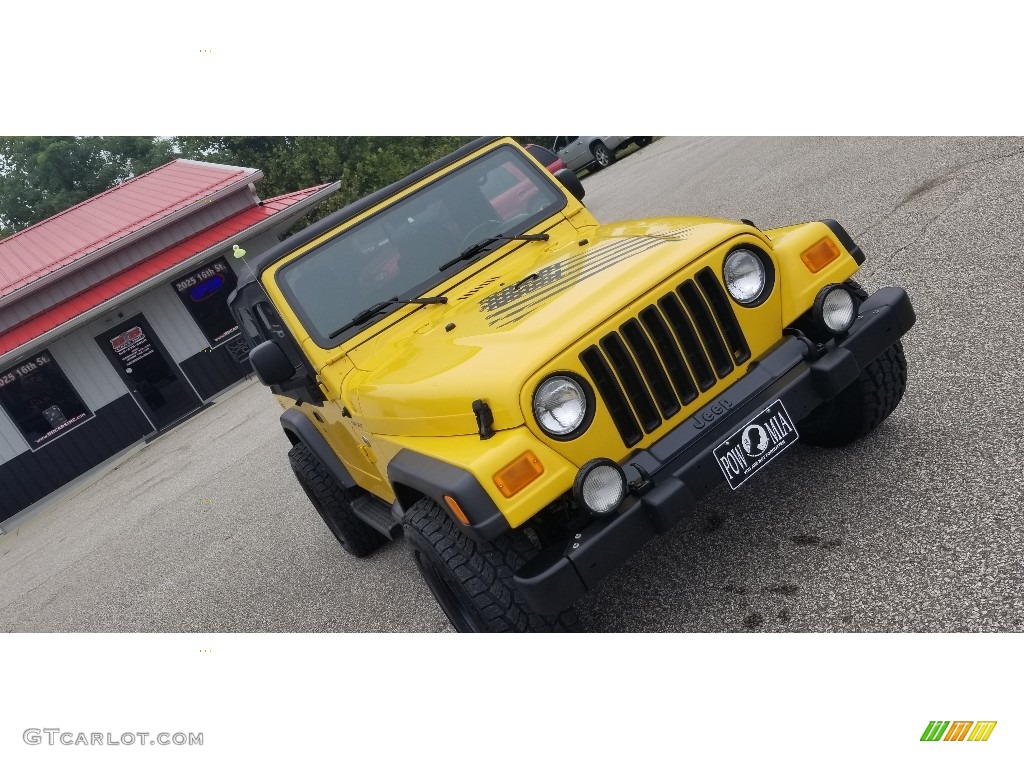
[[288, 443, 387, 557], [799, 341, 909, 447], [404, 498, 578, 632], [592, 140, 615, 169]]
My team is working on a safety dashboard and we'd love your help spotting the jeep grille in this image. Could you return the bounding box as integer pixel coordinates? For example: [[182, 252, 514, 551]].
[[579, 267, 751, 447]]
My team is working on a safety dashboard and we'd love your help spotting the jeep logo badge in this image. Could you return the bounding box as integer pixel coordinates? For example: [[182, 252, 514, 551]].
[[691, 398, 734, 430]]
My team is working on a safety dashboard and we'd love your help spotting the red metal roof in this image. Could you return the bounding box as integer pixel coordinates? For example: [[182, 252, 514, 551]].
[[0, 185, 332, 358], [0, 159, 259, 299]]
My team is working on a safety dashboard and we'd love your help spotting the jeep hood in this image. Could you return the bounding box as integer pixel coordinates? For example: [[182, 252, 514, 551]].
[[342, 217, 751, 437]]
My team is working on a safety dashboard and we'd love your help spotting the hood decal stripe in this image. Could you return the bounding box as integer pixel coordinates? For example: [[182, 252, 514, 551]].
[[482, 237, 650, 315], [491, 241, 649, 321], [482, 237, 663, 326], [491, 241, 657, 327]]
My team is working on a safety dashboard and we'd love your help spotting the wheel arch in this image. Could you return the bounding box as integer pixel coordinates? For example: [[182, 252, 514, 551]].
[[280, 408, 359, 491], [387, 449, 511, 542]]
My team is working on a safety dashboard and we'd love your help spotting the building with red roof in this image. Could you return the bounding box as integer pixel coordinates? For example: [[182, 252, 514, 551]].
[[0, 160, 340, 524]]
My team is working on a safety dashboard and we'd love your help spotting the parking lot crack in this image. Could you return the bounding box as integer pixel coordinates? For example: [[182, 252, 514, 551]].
[[854, 145, 1024, 247]]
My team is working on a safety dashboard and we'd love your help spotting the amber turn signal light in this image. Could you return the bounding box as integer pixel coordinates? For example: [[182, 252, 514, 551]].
[[493, 451, 544, 498], [800, 237, 841, 273], [444, 495, 470, 525]]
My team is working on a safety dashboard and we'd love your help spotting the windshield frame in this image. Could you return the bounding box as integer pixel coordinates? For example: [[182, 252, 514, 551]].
[[274, 145, 568, 349]]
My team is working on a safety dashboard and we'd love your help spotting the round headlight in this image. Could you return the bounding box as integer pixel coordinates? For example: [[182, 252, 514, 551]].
[[723, 249, 767, 305], [813, 284, 859, 335], [574, 459, 627, 516], [533, 376, 588, 437]]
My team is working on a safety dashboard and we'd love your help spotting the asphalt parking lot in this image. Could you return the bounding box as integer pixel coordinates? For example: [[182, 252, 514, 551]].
[[2, 136, 1022, 632]]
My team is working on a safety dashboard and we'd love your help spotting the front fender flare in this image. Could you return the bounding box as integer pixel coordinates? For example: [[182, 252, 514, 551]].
[[387, 450, 511, 542], [280, 409, 358, 491]]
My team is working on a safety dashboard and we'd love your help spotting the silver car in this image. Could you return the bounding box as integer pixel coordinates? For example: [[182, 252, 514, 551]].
[[551, 136, 653, 172]]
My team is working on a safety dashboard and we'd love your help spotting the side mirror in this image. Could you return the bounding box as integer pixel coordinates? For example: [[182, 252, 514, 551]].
[[249, 340, 295, 386], [554, 168, 585, 202]]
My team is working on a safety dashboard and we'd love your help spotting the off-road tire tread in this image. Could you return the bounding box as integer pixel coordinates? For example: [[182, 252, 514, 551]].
[[799, 341, 908, 447], [288, 443, 386, 557], [405, 498, 579, 633]]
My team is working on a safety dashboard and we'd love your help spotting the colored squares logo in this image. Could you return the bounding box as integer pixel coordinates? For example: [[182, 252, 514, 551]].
[[921, 721, 997, 742]]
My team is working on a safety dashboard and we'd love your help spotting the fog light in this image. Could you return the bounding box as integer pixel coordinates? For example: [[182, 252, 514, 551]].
[[574, 459, 627, 516], [813, 284, 859, 336]]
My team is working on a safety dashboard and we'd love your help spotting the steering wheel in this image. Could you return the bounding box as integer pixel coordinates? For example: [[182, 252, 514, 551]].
[[460, 220, 503, 252], [459, 213, 537, 252]]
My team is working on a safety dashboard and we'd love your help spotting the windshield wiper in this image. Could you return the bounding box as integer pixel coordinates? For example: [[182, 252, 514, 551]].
[[439, 232, 549, 271], [329, 295, 448, 339]]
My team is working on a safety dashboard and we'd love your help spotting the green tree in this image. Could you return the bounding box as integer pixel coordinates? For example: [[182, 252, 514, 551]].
[[175, 136, 473, 218], [0, 137, 176, 237], [1, 135, 540, 239]]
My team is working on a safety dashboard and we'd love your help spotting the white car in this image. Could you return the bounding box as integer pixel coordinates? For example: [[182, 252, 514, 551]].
[[551, 136, 653, 172]]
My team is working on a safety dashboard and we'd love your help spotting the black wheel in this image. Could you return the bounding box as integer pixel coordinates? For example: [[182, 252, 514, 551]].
[[288, 443, 386, 557], [636, 136, 653, 147], [591, 140, 615, 169], [404, 498, 579, 633], [798, 341, 909, 447]]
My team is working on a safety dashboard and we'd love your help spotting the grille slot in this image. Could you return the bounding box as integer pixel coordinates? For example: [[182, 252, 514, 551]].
[[620, 319, 680, 420], [677, 279, 733, 377], [600, 334, 661, 433], [580, 268, 752, 446], [695, 267, 751, 364], [657, 293, 715, 391], [580, 347, 643, 447], [638, 307, 698, 405]]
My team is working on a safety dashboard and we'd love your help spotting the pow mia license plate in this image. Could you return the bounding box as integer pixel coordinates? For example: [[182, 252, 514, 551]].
[[713, 400, 799, 490]]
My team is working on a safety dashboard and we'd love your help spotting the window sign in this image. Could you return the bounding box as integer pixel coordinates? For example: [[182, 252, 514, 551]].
[[0, 351, 93, 449], [172, 257, 240, 347], [109, 325, 157, 368]]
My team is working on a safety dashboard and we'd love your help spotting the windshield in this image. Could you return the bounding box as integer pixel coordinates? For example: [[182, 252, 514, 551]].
[[277, 145, 566, 345]]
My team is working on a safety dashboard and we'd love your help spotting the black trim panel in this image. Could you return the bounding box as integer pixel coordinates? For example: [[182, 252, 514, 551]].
[[0, 394, 152, 523], [387, 449, 511, 542]]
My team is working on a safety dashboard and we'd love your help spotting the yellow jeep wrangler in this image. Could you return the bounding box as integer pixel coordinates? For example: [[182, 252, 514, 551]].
[[229, 137, 914, 632]]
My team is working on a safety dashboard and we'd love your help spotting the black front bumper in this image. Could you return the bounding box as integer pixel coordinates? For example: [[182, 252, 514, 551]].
[[513, 287, 916, 615]]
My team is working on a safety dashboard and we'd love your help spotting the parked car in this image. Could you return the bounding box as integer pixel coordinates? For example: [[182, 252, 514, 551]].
[[233, 136, 915, 633], [552, 136, 653, 172], [523, 143, 566, 174]]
